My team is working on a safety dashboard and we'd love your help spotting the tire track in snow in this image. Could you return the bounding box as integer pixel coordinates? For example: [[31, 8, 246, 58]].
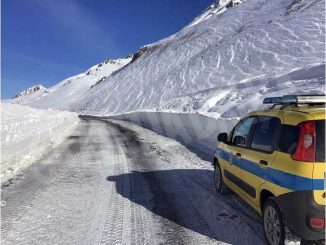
[[108, 121, 222, 245], [99, 138, 126, 245], [100, 122, 154, 245]]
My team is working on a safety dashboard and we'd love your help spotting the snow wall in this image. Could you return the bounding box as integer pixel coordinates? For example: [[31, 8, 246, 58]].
[[109, 112, 238, 161], [1, 103, 80, 183]]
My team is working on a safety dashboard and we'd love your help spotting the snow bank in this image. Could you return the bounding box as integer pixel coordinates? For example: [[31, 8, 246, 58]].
[[106, 111, 238, 160], [1, 103, 79, 183]]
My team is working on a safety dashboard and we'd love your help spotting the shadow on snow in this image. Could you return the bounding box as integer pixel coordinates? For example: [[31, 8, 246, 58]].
[[107, 169, 264, 244]]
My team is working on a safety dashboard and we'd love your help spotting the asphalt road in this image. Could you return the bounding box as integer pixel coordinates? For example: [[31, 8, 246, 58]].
[[1, 118, 265, 244]]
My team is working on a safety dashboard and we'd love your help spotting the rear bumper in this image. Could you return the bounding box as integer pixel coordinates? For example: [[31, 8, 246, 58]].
[[278, 191, 325, 241]]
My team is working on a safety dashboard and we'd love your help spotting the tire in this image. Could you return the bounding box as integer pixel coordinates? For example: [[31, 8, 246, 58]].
[[214, 160, 225, 194], [263, 198, 285, 245]]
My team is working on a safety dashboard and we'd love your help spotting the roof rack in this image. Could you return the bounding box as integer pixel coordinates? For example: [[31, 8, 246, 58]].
[[263, 95, 325, 108]]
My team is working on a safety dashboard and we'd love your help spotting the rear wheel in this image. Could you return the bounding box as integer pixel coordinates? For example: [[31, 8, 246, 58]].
[[214, 160, 224, 194], [263, 198, 285, 245]]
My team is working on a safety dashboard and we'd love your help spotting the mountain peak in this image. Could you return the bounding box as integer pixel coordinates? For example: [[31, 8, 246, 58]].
[[13, 84, 46, 99], [187, 0, 244, 28]]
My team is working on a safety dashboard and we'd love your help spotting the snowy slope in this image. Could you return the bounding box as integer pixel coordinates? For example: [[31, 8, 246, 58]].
[[10, 58, 131, 111], [74, 0, 324, 117], [1, 103, 79, 183]]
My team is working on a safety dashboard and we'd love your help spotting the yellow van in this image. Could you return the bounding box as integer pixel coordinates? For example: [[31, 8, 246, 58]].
[[214, 95, 325, 245]]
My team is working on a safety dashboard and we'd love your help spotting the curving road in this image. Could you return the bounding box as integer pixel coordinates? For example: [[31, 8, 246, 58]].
[[1, 118, 265, 244]]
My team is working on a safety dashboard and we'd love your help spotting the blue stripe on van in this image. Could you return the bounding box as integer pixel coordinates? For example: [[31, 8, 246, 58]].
[[215, 149, 324, 191]]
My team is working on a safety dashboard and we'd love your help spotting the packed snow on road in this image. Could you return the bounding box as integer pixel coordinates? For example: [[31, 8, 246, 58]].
[[1, 118, 267, 244]]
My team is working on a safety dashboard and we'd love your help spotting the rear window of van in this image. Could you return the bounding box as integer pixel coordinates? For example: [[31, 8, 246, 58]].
[[278, 120, 325, 162]]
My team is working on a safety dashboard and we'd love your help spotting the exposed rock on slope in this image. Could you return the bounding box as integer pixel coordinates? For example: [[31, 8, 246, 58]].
[[13, 84, 47, 99]]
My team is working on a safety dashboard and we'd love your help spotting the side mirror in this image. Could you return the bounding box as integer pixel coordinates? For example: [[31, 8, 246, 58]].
[[234, 135, 246, 145], [217, 133, 228, 143]]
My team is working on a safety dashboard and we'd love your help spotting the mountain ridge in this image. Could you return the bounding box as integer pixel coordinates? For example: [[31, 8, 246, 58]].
[[9, 57, 131, 109]]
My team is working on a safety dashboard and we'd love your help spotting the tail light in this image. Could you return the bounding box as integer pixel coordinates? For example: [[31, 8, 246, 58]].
[[309, 216, 325, 230], [292, 121, 316, 162]]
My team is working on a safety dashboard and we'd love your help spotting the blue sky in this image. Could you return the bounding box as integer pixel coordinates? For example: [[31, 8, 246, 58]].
[[2, 0, 213, 99]]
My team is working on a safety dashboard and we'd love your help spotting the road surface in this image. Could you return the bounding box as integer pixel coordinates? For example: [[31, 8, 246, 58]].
[[1, 118, 266, 244]]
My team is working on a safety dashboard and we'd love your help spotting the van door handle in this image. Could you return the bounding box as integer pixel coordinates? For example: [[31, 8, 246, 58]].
[[235, 153, 241, 158], [259, 160, 268, 166]]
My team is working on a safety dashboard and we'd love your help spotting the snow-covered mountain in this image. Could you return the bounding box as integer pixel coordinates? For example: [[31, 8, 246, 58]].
[[10, 0, 325, 118], [10, 58, 131, 110], [12, 84, 47, 100], [74, 0, 324, 117]]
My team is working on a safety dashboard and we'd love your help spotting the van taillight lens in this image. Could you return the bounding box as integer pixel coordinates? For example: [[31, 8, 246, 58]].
[[309, 217, 325, 229], [292, 121, 315, 162]]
